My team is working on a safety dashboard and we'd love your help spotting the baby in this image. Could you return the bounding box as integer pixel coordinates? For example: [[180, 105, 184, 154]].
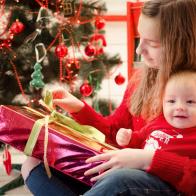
[[116, 70, 196, 150]]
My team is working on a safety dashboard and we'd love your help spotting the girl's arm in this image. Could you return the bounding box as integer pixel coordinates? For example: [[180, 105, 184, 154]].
[[147, 150, 196, 194], [53, 88, 137, 145], [71, 92, 133, 144], [84, 148, 196, 194]]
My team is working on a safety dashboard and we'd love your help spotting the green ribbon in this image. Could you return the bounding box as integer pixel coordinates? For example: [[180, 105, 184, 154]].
[[24, 118, 46, 156], [24, 91, 105, 157]]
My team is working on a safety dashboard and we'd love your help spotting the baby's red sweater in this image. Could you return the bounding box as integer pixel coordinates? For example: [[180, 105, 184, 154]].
[[71, 88, 196, 195]]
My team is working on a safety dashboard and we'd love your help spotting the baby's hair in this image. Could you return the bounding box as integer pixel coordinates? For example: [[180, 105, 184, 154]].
[[161, 70, 196, 114], [162, 70, 196, 103], [168, 70, 196, 84]]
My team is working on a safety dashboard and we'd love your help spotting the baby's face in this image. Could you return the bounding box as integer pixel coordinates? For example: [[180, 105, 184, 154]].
[[163, 79, 196, 129]]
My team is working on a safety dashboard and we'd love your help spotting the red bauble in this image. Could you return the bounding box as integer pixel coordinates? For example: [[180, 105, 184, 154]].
[[84, 44, 96, 57], [80, 82, 93, 97], [55, 44, 68, 58], [9, 20, 24, 34], [115, 73, 125, 85], [95, 18, 105, 30]]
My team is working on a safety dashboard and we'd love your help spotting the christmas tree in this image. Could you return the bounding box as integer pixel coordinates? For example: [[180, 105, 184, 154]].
[[0, 1, 123, 192], [0, 0, 122, 116]]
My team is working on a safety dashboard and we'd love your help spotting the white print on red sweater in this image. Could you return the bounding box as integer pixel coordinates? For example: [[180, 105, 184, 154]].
[[143, 130, 183, 151]]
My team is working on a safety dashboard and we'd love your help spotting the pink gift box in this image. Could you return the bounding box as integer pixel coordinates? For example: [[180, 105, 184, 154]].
[[0, 105, 116, 185]]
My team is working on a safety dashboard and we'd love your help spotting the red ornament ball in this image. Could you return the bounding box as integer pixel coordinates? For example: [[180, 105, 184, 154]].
[[115, 73, 125, 85], [9, 20, 24, 34], [55, 44, 68, 58], [84, 44, 96, 57], [80, 82, 93, 97], [95, 18, 105, 30]]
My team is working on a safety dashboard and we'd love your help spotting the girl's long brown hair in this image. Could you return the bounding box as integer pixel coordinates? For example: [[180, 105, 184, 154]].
[[130, 0, 196, 121]]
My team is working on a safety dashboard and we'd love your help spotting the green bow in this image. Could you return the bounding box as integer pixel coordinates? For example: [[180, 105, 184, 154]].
[[24, 91, 105, 157]]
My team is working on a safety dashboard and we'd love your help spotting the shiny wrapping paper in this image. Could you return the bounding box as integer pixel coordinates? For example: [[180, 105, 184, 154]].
[[0, 105, 116, 185]]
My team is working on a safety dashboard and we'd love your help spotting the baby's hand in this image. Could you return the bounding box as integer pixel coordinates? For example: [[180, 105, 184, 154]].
[[116, 128, 132, 147]]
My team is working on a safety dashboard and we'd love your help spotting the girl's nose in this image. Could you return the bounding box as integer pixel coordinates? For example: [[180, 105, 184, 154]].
[[136, 40, 145, 55], [136, 42, 142, 55]]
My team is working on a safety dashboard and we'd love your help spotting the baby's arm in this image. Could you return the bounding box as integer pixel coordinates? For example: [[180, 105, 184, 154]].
[[116, 128, 132, 147]]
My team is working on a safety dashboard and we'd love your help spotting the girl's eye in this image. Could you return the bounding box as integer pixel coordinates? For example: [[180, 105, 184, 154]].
[[149, 44, 159, 48], [148, 41, 160, 48]]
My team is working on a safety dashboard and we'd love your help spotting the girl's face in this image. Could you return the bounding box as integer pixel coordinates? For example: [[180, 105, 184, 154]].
[[136, 14, 162, 69]]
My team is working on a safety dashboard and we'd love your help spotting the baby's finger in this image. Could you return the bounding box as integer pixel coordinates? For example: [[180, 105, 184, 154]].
[[125, 129, 132, 135]]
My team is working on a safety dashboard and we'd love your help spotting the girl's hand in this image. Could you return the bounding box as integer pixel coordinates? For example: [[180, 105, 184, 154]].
[[51, 88, 84, 113], [84, 148, 154, 182], [116, 128, 132, 146]]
